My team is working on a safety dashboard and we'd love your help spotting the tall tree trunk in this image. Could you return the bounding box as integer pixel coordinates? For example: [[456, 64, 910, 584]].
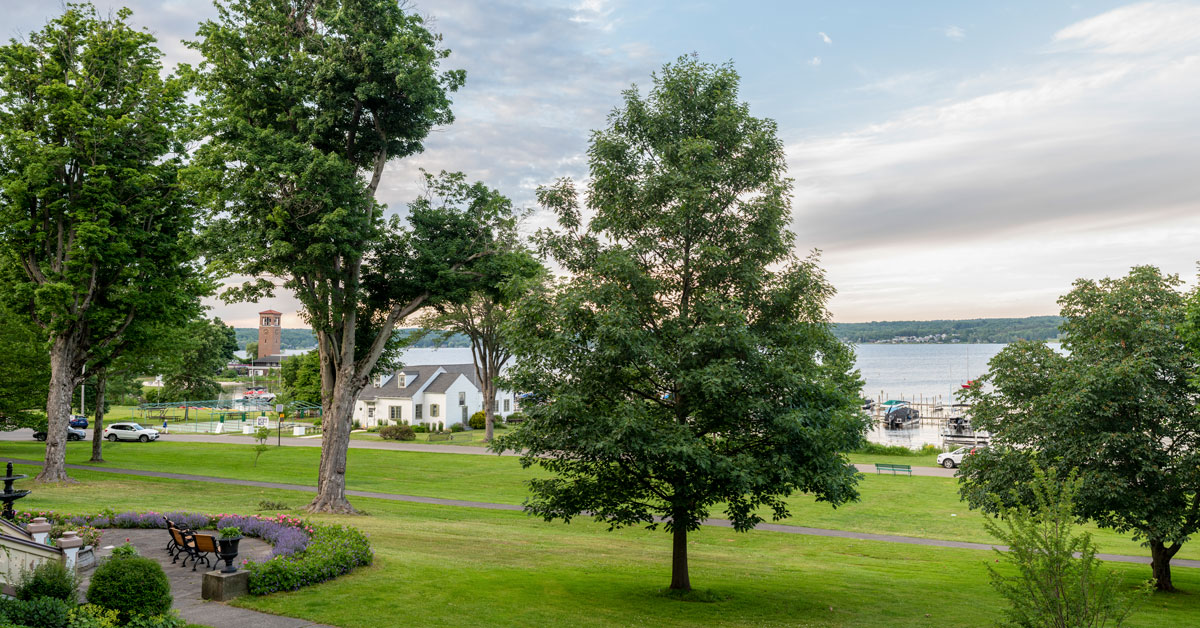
[[306, 373, 357, 514], [482, 377, 495, 442], [1150, 539, 1180, 592], [38, 336, 78, 483], [89, 373, 108, 462], [670, 509, 691, 592]]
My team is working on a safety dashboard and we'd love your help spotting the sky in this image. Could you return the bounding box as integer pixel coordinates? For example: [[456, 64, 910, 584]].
[[8, 0, 1200, 326]]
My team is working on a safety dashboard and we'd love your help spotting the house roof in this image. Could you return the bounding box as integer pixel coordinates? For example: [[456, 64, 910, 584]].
[[259, 309, 282, 315], [356, 364, 478, 401]]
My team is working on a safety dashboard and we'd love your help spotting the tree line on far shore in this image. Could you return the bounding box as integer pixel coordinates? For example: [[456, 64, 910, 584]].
[[835, 315, 1063, 344]]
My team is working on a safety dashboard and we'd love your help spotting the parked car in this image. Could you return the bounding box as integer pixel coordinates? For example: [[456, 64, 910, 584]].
[[102, 422, 160, 442], [69, 414, 88, 429], [33, 426, 86, 441], [937, 446, 985, 469]]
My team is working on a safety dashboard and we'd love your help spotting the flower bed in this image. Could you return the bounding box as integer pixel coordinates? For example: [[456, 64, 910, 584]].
[[15, 510, 372, 595]]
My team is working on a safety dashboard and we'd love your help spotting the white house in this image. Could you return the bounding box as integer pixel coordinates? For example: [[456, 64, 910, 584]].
[[353, 364, 517, 429]]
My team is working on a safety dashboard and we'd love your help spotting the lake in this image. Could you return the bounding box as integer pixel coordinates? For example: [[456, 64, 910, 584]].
[[400, 343, 1023, 404]]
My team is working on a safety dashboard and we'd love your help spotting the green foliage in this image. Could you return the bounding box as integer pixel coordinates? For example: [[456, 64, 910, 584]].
[[109, 543, 138, 560], [984, 465, 1149, 628], [379, 425, 414, 441], [120, 612, 185, 628], [219, 526, 242, 539], [449, 423, 464, 433], [960, 266, 1200, 591], [853, 443, 942, 457], [86, 557, 172, 622], [834, 316, 1064, 344], [280, 351, 322, 405], [160, 318, 237, 401], [257, 500, 290, 511], [6, 596, 72, 628], [0, 2, 208, 471], [67, 604, 120, 628], [412, 424, 429, 434], [496, 56, 867, 591], [16, 561, 78, 602], [468, 411, 487, 430], [253, 427, 272, 467], [245, 524, 373, 595], [0, 305, 49, 427]]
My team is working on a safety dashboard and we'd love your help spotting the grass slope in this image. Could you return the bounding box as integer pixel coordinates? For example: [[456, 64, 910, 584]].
[[8, 468, 1192, 628]]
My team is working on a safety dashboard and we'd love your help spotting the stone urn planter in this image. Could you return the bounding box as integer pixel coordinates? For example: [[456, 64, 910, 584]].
[[216, 535, 242, 573]]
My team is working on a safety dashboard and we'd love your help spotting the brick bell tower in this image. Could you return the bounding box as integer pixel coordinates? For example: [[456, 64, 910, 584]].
[[257, 310, 282, 359]]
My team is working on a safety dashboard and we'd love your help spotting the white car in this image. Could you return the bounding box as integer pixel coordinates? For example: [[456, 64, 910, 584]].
[[103, 422, 160, 442], [937, 446, 984, 469]]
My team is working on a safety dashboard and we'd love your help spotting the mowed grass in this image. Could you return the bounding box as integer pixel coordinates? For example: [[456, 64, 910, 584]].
[[3, 440, 1194, 565], [10, 469, 1196, 628]]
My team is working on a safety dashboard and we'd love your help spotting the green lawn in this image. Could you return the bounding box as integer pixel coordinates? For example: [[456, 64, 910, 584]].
[[0, 440, 1190, 563], [8, 468, 1194, 628]]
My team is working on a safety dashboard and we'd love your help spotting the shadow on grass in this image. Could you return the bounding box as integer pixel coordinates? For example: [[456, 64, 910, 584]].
[[655, 588, 728, 603]]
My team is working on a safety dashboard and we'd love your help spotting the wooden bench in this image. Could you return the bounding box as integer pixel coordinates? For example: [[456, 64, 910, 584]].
[[874, 463, 912, 476]]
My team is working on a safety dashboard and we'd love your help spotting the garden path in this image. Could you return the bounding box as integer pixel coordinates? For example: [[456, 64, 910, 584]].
[[80, 529, 334, 628]]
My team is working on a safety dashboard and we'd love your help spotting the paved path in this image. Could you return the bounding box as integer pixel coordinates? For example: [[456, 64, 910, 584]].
[[80, 529, 332, 628], [0, 429, 960, 477], [7, 457, 1192, 570]]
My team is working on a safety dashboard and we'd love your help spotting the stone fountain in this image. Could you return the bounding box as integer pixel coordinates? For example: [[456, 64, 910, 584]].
[[0, 461, 31, 520]]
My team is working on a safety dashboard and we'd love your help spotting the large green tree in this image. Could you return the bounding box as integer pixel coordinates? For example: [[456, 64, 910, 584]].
[[0, 4, 206, 481], [281, 350, 322, 405], [0, 303, 50, 429], [160, 318, 238, 401], [188, 1, 510, 512], [959, 266, 1200, 592], [495, 57, 867, 592]]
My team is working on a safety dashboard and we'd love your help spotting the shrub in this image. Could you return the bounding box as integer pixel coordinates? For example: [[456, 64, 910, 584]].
[[379, 425, 414, 441], [506, 412, 526, 424], [311, 419, 322, 427], [985, 465, 1150, 627], [110, 543, 138, 559], [86, 557, 172, 622], [412, 424, 429, 433], [257, 500, 289, 511], [851, 442, 938, 457], [244, 523, 373, 595], [67, 604, 119, 628], [16, 560, 78, 602], [9, 596, 72, 628], [468, 411, 486, 430], [121, 612, 186, 628], [449, 423, 464, 433]]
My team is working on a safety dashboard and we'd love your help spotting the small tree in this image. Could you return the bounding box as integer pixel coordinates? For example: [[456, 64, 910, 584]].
[[252, 426, 271, 467], [985, 465, 1148, 627], [417, 251, 545, 442], [961, 266, 1200, 591], [496, 57, 867, 592]]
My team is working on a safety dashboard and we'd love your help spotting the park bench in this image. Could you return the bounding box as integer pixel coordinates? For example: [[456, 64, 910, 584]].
[[874, 463, 912, 476]]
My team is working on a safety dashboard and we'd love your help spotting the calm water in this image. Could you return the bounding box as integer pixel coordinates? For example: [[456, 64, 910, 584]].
[[398, 343, 1036, 448], [400, 343, 1018, 402]]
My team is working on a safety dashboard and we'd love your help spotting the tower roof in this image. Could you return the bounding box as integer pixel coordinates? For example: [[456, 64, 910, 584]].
[[259, 309, 282, 315]]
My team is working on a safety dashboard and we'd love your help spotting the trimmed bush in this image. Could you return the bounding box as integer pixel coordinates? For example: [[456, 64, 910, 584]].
[[449, 423, 464, 433], [379, 424, 415, 441], [412, 424, 429, 433], [16, 560, 78, 602], [245, 524, 373, 595], [86, 557, 172, 622], [5, 596, 72, 628], [468, 411, 486, 430]]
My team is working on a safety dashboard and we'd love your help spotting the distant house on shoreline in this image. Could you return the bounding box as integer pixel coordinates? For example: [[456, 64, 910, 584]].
[[353, 364, 517, 430]]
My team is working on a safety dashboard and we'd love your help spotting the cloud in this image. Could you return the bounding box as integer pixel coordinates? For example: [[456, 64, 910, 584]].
[[944, 25, 966, 41], [819, 31, 832, 45], [791, 2, 1200, 319], [1052, 1, 1200, 54], [809, 56, 822, 66]]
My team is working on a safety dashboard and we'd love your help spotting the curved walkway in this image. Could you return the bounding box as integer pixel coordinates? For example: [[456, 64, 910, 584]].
[[7, 457, 1191, 570], [81, 529, 332, 628]]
